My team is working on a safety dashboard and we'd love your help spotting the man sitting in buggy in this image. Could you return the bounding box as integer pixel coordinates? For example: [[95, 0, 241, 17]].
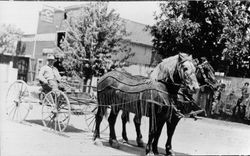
[[38, 55, 65, 93]]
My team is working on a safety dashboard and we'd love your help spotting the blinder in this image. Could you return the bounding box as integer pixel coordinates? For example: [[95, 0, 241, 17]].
[[177, 60, 196, 90]]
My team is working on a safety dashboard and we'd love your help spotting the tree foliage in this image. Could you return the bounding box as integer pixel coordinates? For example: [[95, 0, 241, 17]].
[[218, 1, 250, 77], [0, 24, 23, 55], [59, 2, 131, 79], [149, 1, 250, 77], [149, 1, 199, 58]]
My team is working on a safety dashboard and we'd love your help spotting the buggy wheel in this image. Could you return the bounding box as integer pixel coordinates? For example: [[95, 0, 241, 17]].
[[5, 80, 31, 122], [42, 90, 70, 132], [84, 104, 109, 133]]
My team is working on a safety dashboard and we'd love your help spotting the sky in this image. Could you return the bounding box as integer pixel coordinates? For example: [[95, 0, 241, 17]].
[[0, 1, 161, 34]]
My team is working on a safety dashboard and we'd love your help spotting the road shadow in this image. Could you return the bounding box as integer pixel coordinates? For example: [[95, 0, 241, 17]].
[[25, 119, 86, 133], [101, 139, 189, 156]]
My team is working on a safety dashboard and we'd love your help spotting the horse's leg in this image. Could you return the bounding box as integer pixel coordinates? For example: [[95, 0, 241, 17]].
[[93, 107, 104, 140], [165, 114, 181, 156], [93, 107, 106, 146], [206, 92, 213, 117], [151, 118, 165, 155], [121, 111, 129, 142], [134, 114, 144, 147], [146, 116, 154, 155], [108, 109, 120, 149]]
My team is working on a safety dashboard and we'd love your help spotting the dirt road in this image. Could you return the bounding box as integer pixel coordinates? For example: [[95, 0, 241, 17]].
[[1, 82, 250, 156]]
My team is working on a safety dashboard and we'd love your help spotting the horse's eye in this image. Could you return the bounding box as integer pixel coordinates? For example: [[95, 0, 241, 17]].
[[183, 67, 188, 71]]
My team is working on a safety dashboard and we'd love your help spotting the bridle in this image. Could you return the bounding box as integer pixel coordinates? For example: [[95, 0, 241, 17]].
[[197, 61, 217, 89], [158, 59, 196, 93], [157, 59, 204, 118], [177, 59, 197, 89]]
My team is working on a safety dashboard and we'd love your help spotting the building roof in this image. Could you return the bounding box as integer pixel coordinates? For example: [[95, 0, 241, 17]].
[[65, 5, 153, 46], [123, 19, 152, 46], [65, 4, 85, 12]]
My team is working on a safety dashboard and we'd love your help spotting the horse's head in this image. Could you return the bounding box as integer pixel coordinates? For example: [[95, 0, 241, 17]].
[[150, 53, 200, 94], [196, 60, 218, 89], [177, 54, 200, 93]]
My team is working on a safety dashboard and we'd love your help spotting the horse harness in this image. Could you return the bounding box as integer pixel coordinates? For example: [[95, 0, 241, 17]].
[[197, 61, 216, 89]]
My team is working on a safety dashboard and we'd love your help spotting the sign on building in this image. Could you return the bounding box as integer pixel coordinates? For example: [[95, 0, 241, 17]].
[[40, 5, 55, 23], [42, 48, 54, 55]]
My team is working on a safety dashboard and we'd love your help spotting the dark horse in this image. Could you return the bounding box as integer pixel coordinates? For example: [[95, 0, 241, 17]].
[[194, 60, 218, 116], [120, 58, 218, 149], [93, 53, 200, 155]]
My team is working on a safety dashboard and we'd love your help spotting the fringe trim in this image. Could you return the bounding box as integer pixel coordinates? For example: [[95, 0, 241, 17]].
[[97, 87, 173, 132]]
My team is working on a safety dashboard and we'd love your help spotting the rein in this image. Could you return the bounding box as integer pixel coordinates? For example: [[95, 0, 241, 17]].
[[198, 62, 217, 89], [176, 91, 202, 109], [157, 80, 185, 88], [176, 91, 205, 118], [157, 79, 204, 118]]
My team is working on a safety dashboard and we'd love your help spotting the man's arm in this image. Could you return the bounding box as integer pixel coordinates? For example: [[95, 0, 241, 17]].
[[53, 68, 62, 82], [38, 67, 47, 84]]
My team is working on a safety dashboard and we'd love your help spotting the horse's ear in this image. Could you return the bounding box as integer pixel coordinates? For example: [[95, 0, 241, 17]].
[[178, 53, 184, 61], [179, 52, 192, 62], [193, 58, 199, 66]]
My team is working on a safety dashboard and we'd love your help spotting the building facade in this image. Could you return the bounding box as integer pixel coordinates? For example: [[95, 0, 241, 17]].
[[22, 5, 154, 81]]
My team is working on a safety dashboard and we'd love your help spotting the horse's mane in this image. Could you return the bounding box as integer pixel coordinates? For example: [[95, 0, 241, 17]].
[[204, 61, 215, 73], [150, 53, 192, 82], [198, 61, 217, 88]]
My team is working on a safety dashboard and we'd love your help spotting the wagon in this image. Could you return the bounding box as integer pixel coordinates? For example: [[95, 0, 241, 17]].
[[5, 79, 109, 133]]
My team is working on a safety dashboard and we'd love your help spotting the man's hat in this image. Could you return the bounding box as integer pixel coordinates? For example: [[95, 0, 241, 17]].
[[47, 55, 55, 60]]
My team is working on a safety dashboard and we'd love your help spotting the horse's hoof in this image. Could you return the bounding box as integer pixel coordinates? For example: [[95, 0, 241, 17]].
[[152, 148, 159, 155], [146, 152, 154, 156], [109, 139, 120, 149], [145, 145, 151, 155], [137, 142, 144, 147], [122, 133, 128, 143], [166, 149, 175, 156], [93, 139, 103, 146], [92, 132, 100, 141], [122, 139, 128, 144], [137, 138, 144, 147]]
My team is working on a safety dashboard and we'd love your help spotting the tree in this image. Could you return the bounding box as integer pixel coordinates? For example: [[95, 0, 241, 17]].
[[0, 24, 23, 55], [187, 1, 225, 60], [58, 2, 132, 81], [149, 1, 250, 77], [148, 1, 199, 59], [218, 1, 250, 77]]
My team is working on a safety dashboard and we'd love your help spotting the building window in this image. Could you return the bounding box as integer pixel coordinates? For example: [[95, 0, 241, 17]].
[[57, 32, 65, 49], [64, 12, 67, 20]]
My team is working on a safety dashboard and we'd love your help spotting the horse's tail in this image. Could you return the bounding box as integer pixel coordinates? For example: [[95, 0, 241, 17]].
[[97, 89, 111, 117]]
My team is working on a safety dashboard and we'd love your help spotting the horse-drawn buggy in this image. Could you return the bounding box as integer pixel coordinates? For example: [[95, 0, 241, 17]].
[[5, 78, 109, 133], [5, 53, 218, 156]]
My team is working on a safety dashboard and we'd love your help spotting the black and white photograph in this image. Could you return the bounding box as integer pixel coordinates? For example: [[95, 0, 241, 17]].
[[1, 1, 250, 156]]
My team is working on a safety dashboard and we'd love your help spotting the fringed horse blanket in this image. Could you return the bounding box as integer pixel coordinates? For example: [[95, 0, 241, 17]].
[[97, 70, 173, 131]]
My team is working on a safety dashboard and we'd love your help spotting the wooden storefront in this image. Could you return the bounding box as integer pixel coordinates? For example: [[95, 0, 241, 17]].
[[0, 54, 30, 82]]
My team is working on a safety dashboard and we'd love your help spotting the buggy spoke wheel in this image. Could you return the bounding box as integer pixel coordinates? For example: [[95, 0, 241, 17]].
[[5, 80, 31, 122], [84, 104, 109, 133], [42, 90, 70, 132]]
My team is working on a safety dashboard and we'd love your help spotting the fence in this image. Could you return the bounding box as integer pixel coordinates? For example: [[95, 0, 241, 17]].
[[0, 62, 18, 83], [211, 76, 250, 123]]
